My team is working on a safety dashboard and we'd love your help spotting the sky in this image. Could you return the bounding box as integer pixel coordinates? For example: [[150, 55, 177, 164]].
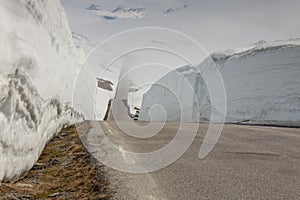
[[62, 0, 300, 53]]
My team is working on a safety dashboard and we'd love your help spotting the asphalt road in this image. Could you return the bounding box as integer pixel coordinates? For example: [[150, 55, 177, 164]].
[[83, 121, 300, 200]]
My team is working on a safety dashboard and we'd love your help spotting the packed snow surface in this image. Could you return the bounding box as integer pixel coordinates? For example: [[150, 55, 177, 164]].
[[140, 39, 300, 126], [0, 0, 84, 182]]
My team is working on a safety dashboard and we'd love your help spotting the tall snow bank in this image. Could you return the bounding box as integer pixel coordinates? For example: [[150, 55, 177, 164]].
[[140, 39, 300, 126], [0, 0, 84, 100], [140, 66, 202, 122], [0, 0, 84, 182]]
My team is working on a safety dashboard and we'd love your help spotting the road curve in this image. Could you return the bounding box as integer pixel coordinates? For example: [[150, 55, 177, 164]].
[[80, 121, 300, 200]]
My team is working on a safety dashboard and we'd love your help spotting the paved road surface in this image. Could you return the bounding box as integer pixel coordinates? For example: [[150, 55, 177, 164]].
[[81, 121, 300, 200]]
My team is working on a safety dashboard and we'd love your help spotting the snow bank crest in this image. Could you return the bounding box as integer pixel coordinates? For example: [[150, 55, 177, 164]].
[[212, 38, 300, 63]]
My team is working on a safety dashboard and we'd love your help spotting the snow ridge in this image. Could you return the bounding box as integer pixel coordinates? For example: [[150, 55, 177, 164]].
[[86, 4, 146, 20], [86, 4, 102, 11], [163, 5, 188, 14], [211, 38, 300, 63]]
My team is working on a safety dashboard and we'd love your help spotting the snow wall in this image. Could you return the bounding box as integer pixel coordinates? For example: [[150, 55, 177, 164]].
[[0, 0, 84, 182], [140, 40, 300, 126]]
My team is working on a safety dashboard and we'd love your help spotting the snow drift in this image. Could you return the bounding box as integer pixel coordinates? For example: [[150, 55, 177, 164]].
[[140, 39, 300, 126], [0, 0, 84, 182]]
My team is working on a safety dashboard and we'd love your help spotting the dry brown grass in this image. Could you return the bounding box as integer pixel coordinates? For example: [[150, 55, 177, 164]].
[[0, 124, 111, 199]]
